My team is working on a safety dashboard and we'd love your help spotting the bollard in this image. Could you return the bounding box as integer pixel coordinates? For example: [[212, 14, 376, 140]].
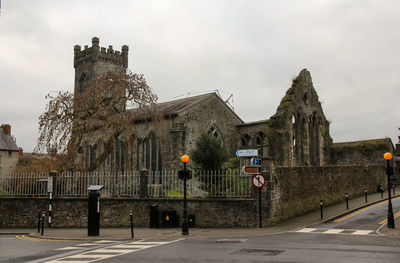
[[320, 200, 323, 219], [130, 211, 134, 239], [41, 212, 45, 236], [364, 188, 368, 203], [381, 186, 384, 198], [345, 193, 349, 210], [37, 211, 41, 233], [393, 185, 396, 196]]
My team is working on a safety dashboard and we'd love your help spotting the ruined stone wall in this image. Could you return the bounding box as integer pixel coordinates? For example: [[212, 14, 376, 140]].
[[268, 165, 386, 224], [268, 69, 332, 167], [0, 197, 256, 228], [330, 139, 393, 166]]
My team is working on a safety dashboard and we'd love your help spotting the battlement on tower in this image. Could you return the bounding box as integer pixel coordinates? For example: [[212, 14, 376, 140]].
[[73, 37, 129, 68]]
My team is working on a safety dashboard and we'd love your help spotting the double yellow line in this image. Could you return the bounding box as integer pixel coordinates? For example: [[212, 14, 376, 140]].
[[378, 211, 400, 225], [334, 196, 400, 223]]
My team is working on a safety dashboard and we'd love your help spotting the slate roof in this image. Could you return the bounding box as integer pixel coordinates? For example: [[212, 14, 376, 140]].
[[129, 93, 219, 121], [0, 128, 19, 151]]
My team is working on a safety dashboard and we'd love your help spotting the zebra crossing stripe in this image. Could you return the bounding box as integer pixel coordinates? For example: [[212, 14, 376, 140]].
[[324, 229, 344, 234], [296, 228, 317, 232], [295, 228, 375, 235], [351, 230, 374, 235], [47, 239, 184, 263]]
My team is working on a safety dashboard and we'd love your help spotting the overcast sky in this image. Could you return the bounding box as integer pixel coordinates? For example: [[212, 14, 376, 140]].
[[0, 0, 399, 152]]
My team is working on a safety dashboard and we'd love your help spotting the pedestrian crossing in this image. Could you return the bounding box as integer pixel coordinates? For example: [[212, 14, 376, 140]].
[[294, 228, 377, 236], [46, 239, 182, 263]]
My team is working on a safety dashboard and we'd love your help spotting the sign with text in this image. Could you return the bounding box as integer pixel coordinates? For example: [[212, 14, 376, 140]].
[[236, 149, 258, 157], [47, 176, 53, 193], [242, 166, 259, 174]]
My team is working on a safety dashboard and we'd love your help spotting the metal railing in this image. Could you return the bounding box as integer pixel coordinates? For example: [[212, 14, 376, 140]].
[[0, 170, 253, 198]]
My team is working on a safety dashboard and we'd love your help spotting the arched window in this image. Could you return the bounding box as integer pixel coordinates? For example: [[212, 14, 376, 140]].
[[254, 132, 265, 146], [208, 126, 220, 139], [143, 133, 162, 172], [241, 134, 251, 147]]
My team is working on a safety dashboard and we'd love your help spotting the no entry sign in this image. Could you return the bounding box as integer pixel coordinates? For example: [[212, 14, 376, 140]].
[[252, 174, 265, 188]]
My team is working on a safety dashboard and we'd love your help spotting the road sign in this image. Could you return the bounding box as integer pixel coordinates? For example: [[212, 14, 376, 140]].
[[251, 158, 260, 166], [236, 149, 258, 157], [47, 176, 53, 193], [242, 166, 259, 174], [252, 174, 265, 188]]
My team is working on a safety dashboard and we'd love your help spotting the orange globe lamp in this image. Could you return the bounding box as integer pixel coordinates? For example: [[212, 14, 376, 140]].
[[384, 152, 393, 161], [181, 155, 189, 163]]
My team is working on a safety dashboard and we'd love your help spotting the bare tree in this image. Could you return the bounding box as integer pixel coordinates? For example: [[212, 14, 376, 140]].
[[35, 70, 158, 171]]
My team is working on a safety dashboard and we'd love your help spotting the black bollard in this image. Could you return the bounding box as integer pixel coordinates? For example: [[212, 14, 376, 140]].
[[393, 185, 396, 196], [37, 211, 41, 233], [345, 193, 349, 210], [381, 186, 384, 198], [364, 188, 368, 203], [41, 212, 45, 236], [320, 200, 323, 219], [130, 211, 134, 239]]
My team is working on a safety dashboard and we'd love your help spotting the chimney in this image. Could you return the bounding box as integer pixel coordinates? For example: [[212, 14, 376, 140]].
[[1, 124, 11, 135]]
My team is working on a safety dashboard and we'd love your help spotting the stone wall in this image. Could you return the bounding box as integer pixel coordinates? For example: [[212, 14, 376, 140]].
[[268, 165, 386, 224], [0, 197, 256, 228]]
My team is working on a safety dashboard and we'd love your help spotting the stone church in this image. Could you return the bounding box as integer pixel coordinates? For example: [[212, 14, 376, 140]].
[[74, 37, 393, 172]]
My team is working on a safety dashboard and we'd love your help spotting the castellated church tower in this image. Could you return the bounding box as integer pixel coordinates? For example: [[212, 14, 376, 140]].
[[73, 37, 129, 94]]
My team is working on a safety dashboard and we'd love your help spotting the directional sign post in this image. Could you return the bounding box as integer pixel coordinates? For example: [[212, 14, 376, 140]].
[[242, 166, 259, 174], [236, 149, 258, 157], [252, 174, 265, 228]]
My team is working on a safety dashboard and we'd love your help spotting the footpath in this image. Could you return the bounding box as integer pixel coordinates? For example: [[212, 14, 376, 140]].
[[1, 191, 399, 240]]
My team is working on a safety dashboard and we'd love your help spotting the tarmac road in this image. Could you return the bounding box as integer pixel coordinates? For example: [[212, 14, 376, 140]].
[[1, 191, 400, 263]]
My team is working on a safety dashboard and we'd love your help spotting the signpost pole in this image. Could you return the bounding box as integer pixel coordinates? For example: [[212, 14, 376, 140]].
[[259, 187, 262, 228]]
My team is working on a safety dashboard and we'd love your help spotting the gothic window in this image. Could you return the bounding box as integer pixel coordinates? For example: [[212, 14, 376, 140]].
[[254, 132, 265, 156], [303, 92, 309, 105], [143, 133, 162, 171], [208, 126, 220, 139], [115, 140, 126, 171], [254, 132, 265, 146], [241, 134, 251, 147]]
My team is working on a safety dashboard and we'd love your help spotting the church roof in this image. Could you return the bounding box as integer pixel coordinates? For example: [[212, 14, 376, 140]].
[[129, 93, 227, 121], [0, 128, 19, 151]]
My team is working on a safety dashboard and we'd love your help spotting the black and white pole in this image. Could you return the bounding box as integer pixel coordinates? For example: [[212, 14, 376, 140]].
[[48, 170, 56, 228], [364, 188, 368, 203], [37, 211, 41, 233], [384, 153, 395, 228], [320, 200, 323, 219], [48, 192, 52, 228], [41, 212, 45, 236], [130, 211, 134, 239], [345, 193, 349, 210]]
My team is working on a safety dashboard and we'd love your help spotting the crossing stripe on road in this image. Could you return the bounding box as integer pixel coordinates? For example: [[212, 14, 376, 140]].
[[295, 228, 375, 235], [46, 239, 183, 263]]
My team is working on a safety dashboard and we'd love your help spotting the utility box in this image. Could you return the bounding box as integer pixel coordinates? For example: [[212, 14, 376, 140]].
[[188, 215, 195, 228], [87, 185, 104, 236], [161, 210, 179, 228]]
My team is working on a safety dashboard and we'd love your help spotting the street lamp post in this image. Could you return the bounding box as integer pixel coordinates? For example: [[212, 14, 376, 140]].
[[384, 152, 395, 228], [180, 155, 190, 235]]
